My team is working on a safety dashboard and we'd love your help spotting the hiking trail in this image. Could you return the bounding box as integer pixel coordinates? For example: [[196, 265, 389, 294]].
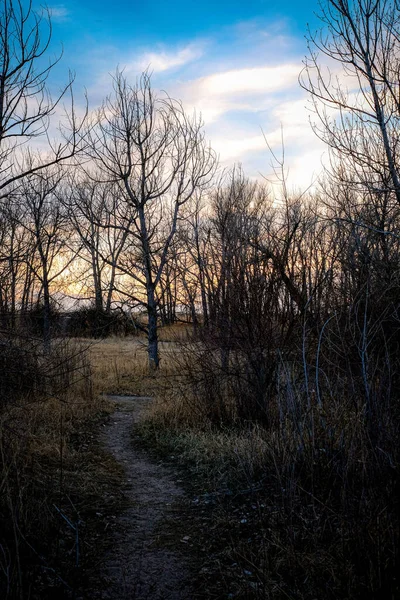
[[96, 395, 193, 600]]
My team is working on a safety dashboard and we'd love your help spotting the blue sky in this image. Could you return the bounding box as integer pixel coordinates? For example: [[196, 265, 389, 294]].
[[37, 0, 326, 188]]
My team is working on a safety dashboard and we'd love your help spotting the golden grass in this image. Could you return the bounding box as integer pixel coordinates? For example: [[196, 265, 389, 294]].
[[0, 330, 195, 598], [140, 411, 270, 490], [3, 329, 393, 598], [157, 321, 194, 341], [86, 334, 185, 396]]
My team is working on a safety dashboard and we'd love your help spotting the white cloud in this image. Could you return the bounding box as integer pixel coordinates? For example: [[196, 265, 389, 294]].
[[176, 64, 300, 124], [198, 65, 299, 96], [83, 20, 326, 188], [212, 134, 267, 162], [273, 98, 310, 127], [48, 5, 69, 21], [207, 93, 326, 190], [130, 44, 204, 74]]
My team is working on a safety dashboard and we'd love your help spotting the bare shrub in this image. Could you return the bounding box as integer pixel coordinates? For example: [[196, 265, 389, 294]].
[[144, 305, 399, 598], [0, 339, 44, 407]]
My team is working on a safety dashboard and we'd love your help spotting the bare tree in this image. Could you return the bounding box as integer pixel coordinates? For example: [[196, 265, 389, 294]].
[[65, 176, 131, 316], [301, 0, 400, 204], [86, 71, 216, 368], [0, 194, 36, 328], [0, 0, 86, 197], [171, 193, 212, 328], [17, 167, 74, 351]]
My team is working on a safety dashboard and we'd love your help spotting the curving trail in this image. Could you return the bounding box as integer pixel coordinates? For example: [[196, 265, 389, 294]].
[[98, 395, 193, 600]]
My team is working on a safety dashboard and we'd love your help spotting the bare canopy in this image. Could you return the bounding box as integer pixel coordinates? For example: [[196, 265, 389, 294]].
[[85, 71, 217, 367], [0, 0, 87, 197]]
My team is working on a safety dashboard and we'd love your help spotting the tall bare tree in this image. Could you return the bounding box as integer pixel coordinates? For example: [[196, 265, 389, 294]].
[[301, 0, 400, 205], [0, 194, 36, 328], [86, 71, 216, 368]]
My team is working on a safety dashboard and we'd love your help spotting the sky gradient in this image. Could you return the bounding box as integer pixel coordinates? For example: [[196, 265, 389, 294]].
[[37, 0, 326, 189]]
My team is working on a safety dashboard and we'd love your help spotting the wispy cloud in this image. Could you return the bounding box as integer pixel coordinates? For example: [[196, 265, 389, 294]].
[[198, 65, 299, 96], [177, 64, 301, 123], [83, 19, 324, 189], [129, 43, 204, 74], [211, 134, 267, 162], [48, 5, 70, 22]]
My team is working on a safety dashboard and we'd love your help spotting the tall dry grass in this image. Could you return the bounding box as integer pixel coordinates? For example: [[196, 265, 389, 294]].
[[0, 335, 114, 599], [138, 325, 399, 600], [87, 328, 189, 396]]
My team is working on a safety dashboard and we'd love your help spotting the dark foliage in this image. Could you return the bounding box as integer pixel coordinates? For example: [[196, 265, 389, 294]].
[[65, 307, 139, 338]]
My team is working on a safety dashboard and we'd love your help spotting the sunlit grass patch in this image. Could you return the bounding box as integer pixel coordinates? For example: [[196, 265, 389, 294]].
[[87, 334, 186, 396]]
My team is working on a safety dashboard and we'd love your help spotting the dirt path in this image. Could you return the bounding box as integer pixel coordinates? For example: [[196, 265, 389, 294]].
[[98, 395, 193, 600]]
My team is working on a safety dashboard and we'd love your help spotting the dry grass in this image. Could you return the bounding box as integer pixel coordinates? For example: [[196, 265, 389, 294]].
[[87, 329, 399, 599], [87, 333, 187, 396], [140, 407, 269, 489], [0, 329, 193, 598], [3, 327, 395, 599], [136, 336, 399, 600], [157, 321, 194, 341], [0, 337, 123, 599]]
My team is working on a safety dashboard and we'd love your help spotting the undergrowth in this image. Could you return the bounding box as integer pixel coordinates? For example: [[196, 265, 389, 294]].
[[137, 332, 400, 600], [0, 335, 122, 599]]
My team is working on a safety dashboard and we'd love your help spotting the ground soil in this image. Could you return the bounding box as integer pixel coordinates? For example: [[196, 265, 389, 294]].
[[93, 395, 194, 600]]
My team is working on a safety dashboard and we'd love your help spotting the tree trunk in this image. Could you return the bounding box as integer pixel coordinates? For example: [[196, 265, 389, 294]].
[[42, 272, 51, 354], [137, 204, 160, 370], [91, 249, 104, 313], [106, 260, 117, 313], [147, 286, 159, 370]]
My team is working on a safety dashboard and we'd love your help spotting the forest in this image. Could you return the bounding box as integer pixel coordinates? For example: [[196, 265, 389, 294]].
[[0, 0, 399, 598]]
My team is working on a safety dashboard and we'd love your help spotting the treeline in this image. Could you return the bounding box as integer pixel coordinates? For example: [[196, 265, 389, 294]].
[[0, 0, 398, 377]]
